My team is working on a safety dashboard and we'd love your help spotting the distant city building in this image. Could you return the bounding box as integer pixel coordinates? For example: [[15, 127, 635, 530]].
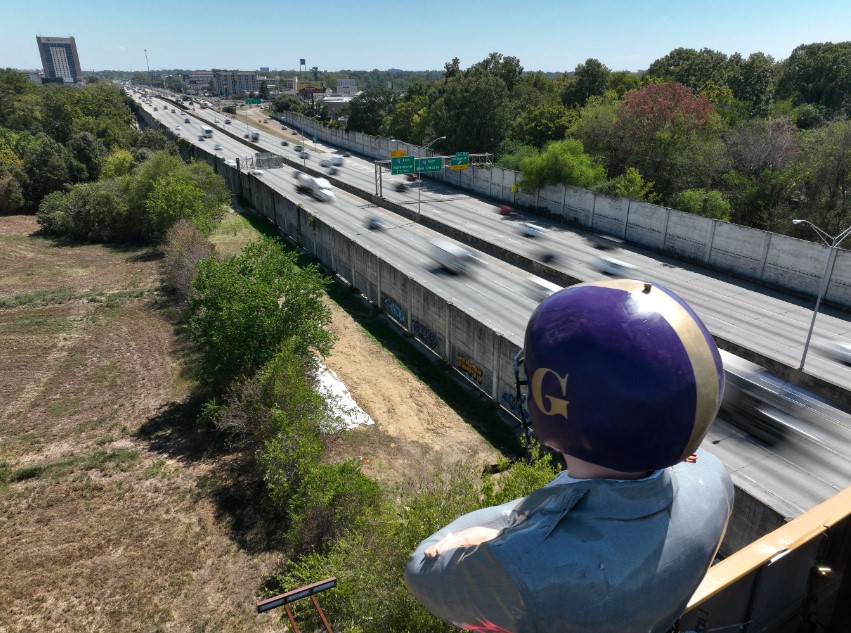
[[182, 71, 213, 95], [258, 76, 278, 96], [259, 66, 270, 73], [280, 77, 299, 94], [36, 35, 82, 84], [19, 69, 43, 84], [337, 79, 357, 95], [321, 95, 354, 116], [212, 70, 259, 97]]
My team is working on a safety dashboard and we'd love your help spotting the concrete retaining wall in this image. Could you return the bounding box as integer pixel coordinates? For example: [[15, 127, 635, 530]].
[[276, 111, 851, 310]]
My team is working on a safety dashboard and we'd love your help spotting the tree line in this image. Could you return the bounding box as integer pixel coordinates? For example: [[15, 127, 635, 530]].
[[303, 43, 851, 236]]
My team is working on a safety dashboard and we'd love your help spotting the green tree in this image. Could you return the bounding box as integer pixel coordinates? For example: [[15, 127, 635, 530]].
[[607, 71, 642, 97], [603, 167, 660, 202], [345, 87, 397, 135], [727, 52, 777, 117], [776, 42, 851, 116], [380, 94, 430, 145], [188, 237, 335, 387], [510, 103, 575, 148], [518, 138, 606, 191], [673, 189, 731, 221], [259, 80, 270, 100], [66, 131, 106, 182], [36, 179, 130, 242], [561, 58, 610, 108], [22, 133, 71, 210], [568, 92, 621, 172], [430, 69, 509, 153], [794, 119, 851, 233], [644, 47, 731, 92], [101, 148, 135, 178]]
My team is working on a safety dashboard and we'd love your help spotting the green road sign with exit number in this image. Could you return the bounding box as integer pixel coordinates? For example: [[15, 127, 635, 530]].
[[416, 157, 443, 173], [391, 156, 415, 175]]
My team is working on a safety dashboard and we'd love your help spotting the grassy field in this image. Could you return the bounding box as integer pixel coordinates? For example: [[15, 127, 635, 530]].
[[0, 215, 281, 633]]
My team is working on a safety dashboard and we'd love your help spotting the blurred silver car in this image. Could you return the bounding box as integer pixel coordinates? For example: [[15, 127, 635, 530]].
[[593, 256, 636, 277], [814, 339, 851, 365]]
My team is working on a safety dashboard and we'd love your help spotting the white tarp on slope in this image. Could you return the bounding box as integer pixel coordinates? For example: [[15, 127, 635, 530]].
[[316, 364, 375, 430]]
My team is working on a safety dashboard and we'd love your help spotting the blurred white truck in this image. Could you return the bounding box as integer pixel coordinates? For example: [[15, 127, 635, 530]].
[[294, 172, 335, 202], [429, 240, 474, 275]]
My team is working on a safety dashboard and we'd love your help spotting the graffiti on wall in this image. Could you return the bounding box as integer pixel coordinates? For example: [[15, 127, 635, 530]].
[[382, 294, 407, 325], [502, 391, 523, 415], [412, 319, 439, 351], [457, 354, 484, 385]]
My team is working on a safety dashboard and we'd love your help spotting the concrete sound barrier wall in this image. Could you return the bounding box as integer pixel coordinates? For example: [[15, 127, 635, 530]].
[[275, 111, 851, 309]]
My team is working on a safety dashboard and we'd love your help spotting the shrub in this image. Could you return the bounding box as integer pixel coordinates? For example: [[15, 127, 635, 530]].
[[160, 219, 213, 304], [673, 188, 731, 221], [188, 237, 334, 387]]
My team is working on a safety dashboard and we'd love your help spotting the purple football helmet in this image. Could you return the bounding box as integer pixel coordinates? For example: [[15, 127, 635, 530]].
[[522, 279, 723, 472]]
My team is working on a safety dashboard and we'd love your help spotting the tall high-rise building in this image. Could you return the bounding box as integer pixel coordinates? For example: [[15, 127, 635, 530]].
[[36, 35, 82, 84]]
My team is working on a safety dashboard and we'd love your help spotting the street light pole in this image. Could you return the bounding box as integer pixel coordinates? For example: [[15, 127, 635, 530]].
[[792, 219, 851, 370], [417, 136, 446, 217]]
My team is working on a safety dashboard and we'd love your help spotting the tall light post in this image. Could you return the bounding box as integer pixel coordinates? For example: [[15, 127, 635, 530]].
[[417, 136, 446, 217], [791, 219, 851, 370], [144, 49, 150, 86]]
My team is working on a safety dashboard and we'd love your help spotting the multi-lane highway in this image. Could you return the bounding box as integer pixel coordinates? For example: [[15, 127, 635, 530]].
[[135, 90, 851, 518], [177, 96, 851, 394]]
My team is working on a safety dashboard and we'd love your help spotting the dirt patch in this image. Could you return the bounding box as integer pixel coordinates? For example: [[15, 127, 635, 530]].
[[0, 215, 501, 631]]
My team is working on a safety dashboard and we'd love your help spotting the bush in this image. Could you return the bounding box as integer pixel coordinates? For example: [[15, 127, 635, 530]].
[[673, 188, 731, 221], [518, 138, 606, 191], [160, 219, 213, 304], [188, 237, 334, 387], [279, 448, 559, 632], [36, 179, 131, 242]]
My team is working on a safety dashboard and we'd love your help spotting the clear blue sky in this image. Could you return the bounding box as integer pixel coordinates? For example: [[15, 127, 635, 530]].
[[6, 0, 851, 73]]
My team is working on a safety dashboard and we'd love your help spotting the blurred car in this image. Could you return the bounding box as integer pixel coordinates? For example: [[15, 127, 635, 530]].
[[281, 140, 289, 146], [224, 118, 231, 124], [250, 169, 264, 176], [593, 256, 636, 277], [184, 117, 190, 123], [525, 277, 561, 302], [198, 135, 205, 141], [814, 340, 851, 366], [224, 159, 237, 168], [498, 204, 515, 216], [175, 125, 181, 130], [365, 216, 385, 230], [214, 143, 223, 150], [294, 145, 304, 152], [519, 223, 545, 238], [588, 233, 624, 250]]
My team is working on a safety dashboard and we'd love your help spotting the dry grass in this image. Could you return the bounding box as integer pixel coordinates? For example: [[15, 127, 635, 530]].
[[0, 216, 280, 633]]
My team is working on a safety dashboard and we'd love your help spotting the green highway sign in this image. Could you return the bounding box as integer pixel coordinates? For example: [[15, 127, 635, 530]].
[[312, 136, 317, 142], [416, 157, 443, 173], [391, 156, 415, 175], [454, 151, 470, 161], [243, 98, 261, 104]]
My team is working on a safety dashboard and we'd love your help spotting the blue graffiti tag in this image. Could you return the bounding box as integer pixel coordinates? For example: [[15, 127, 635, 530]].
[[502, 391, 523, 414], [412, 320, 439, 350], [383, 295, 407, 325]]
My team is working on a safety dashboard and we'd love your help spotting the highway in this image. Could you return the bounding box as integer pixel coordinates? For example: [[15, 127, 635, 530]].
[[183, 98, 851, 395], [135, 90, 851, 518]]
